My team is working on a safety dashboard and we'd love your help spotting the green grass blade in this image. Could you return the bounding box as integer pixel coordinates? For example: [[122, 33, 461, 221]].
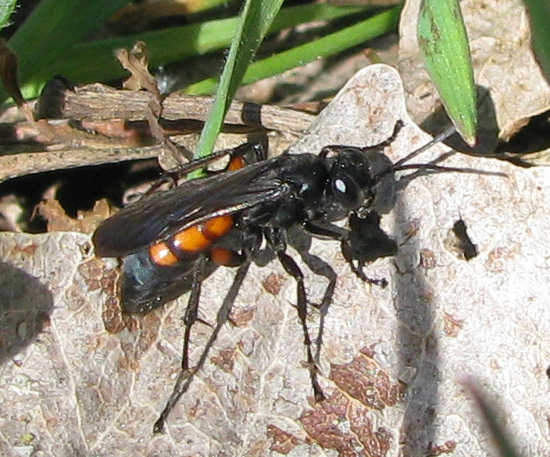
[[193, 0, 285, 160], [418, 0, 477, 146], [187, 6, 401, 95], [26, 4, 368, 92], [1, 0, 131, 104], [524, 0, 550, 83], [0, 0, 16, 31]]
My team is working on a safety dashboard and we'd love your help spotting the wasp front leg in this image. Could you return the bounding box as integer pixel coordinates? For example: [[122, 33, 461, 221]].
[[341, 211, 397, 287], [303, 219, 391, 287]]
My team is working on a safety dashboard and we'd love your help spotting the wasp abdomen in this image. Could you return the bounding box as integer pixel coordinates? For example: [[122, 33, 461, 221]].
[[149, 214, 235, 266]]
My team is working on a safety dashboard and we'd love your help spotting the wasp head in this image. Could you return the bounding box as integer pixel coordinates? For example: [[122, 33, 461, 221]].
[[322, 146, 397, 217]]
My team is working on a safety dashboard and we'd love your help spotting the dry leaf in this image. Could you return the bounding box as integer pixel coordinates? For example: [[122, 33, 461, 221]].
[[1, 65, 549, 455]]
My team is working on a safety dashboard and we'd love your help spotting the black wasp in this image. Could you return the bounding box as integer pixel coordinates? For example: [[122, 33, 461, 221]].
[[92, 120, 456, 433]]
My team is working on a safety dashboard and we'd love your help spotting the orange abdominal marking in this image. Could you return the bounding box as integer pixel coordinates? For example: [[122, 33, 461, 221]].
[[150, 214, 236, 266], [149, 242, 179, 266], [149, 152, 243, 266], [227, 156, 245, 171], [202, 214, 233, 239], [210, 248, 236, 266], [172, 224, 211, 252]]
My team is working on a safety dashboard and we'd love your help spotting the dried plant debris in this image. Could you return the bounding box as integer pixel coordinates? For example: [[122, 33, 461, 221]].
[[0, 63, 315, 182], [1, 65, 550, 455], [37, 199, 111, 233], [444, 218, 479, 261]]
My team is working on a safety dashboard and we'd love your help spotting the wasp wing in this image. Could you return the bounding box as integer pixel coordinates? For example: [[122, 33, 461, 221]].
[[93, 158, 289, 257]]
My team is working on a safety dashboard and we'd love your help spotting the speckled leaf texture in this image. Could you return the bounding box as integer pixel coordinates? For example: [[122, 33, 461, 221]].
[[1, 66, 550, 456]]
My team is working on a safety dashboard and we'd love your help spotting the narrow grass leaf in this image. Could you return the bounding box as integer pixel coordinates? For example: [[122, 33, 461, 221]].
[[418, 0, 477, 146], [187, 6, 401, 95], [17, 4, 368, 101], [0, 0, 16, 31], [0, 0, 131, 104], [194, 0, 285, 160], [524, 0, 550, 84]]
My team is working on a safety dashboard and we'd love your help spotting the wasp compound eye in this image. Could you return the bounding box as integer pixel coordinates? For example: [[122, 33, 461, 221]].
[[331, 173, 364, 210]]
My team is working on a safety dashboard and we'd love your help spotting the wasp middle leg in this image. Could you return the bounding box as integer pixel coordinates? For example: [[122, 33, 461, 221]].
[[265, 227, 325, 401]]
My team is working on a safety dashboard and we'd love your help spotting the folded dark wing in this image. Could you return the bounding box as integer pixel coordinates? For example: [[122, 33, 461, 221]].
[[93, 159, 287, 257]]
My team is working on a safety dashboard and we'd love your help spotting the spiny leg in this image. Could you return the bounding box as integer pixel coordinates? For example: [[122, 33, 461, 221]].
[[181, 256, 206, 371], [319, 120, 404, 158], [340, 238, 388, 287], [313, 273, 337, 367], [140, 142, 267, 197], [266, 228, 324, 402], [359, 119, 404, 154], [290, 232, 338, 368], [153, 259, 252, 434], [301, 220, 389, 358], [303, 220, 386, 287], [277, 250, 325, 401], [168, 142, 267, 177], [340, 212, 398, 287]]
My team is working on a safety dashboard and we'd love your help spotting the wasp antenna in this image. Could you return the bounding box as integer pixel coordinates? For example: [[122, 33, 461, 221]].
[[393, 124, 457, 168], [395, 163, 506, 177]]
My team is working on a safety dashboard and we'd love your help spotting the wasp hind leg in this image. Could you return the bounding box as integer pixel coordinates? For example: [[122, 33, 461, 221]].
[[153, 257, 252, 434], [180, 256, 207, 372]]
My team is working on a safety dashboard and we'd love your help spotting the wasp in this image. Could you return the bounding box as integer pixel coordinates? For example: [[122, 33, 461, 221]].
[[92, 121, 461, 433]]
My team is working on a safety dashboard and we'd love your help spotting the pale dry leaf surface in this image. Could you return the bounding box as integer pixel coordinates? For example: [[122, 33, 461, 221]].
[[0, 65, 549, 456]]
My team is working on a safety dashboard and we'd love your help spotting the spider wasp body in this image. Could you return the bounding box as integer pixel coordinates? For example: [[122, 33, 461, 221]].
[[93, 121, 443, 432]]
